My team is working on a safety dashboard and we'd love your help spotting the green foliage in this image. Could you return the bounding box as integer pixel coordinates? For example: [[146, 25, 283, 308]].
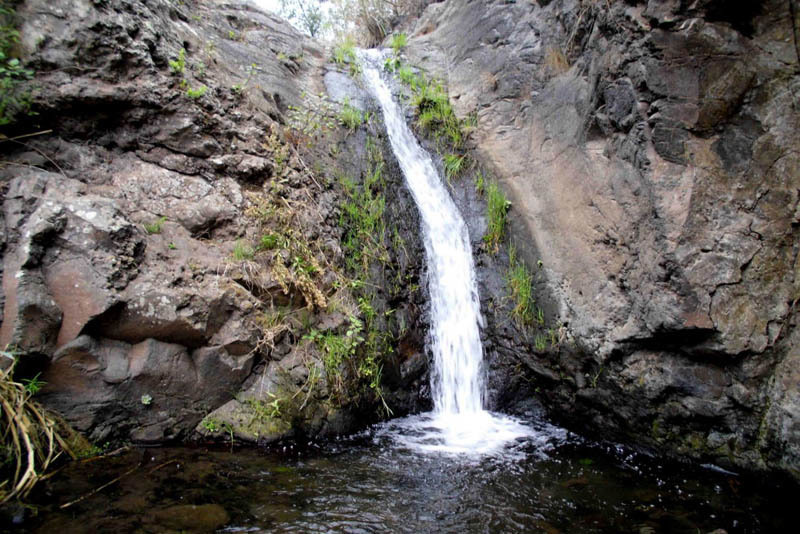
[[287, 91, 337, 142], [277, 0, 324, 37], [390, 33, 407, 55], [232, 240, 255, 261], [399, 73, 467, 148], [20, 373, 44, 396], [383, 56, 400, 73], [201, 418, 220, 432], [396, 66, 419, 88], [169, 48, 186, 75], [338, 153, 387, 274], [140, 394, 153, 406], [186, 84, 207, 99], [443, 153, 465, 184], [144, 216, 167, 234], [507, 245, 534, 326], [534, 334, 547, 351], [258, 233, 283, 250], [475, 170, 485, 195], [306, 314, 365, 379], [338, 97, 364, 130], [0, 5, 34, 126], [484, 182, 510, 253], [231, 63, 258, 96], [332, 38, 360, 76]]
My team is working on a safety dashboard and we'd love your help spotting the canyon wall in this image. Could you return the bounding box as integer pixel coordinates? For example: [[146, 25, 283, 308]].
[[402, 0, 800, 477]]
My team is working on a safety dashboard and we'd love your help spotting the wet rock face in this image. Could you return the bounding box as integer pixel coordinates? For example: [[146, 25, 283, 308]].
[[403, 0, 800, 476], [1, 0, 426, 445]]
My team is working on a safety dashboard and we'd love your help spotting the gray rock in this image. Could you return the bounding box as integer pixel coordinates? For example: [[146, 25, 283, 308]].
[[403, 0, 800, 479]]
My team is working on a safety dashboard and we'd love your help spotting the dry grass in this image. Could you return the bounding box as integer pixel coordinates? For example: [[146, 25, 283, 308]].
[[544, 46, 570, 76], [1, 352, 84, 503]]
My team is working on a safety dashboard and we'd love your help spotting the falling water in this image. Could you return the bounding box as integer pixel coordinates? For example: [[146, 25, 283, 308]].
[[359, 49, 537, 455]]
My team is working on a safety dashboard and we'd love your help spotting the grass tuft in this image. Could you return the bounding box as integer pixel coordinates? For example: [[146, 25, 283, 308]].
[[483, 182, 510, 254], [507, 245, 535, 326], [443, 153, 465, 184], [390, 33, 407, 55], [232, 240, 255, 261], [144, 216, 167, 234], [338, 97, 364, 130]]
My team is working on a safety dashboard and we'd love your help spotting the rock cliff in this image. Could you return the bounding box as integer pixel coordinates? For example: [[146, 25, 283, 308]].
[[401, 0, 800, 477], [0, 0, 427, 445]]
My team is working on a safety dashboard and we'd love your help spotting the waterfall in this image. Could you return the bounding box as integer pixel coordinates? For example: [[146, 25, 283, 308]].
[[360, 50, 533, 455]]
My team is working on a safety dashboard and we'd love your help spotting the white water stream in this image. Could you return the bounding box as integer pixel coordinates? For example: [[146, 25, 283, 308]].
[[359, 50, 538, 455]]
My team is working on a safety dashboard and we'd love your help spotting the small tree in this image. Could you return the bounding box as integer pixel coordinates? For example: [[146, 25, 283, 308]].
[[279, 0, 326, 37]]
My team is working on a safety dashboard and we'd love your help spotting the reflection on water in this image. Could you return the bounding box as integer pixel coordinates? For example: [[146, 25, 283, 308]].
[[18, 418, 795, 534]]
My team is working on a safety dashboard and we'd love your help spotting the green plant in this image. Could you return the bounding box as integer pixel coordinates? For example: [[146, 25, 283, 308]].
[[338, 97, 363, 130], [484, 182, 510, 253], [548, 328, 559, 348], [396, 66, 418, 88], [232, 240, 255, 261], [231, 63, 258, 96], [383, 56, 400, 72], [475, 170, 485, 195], [201, 418, 220, 432], [534, 334, 547, 351], [140, 394, 153, 406], [589, 367, 603, 388], [228, 29, 237, 39], [0, 5, 34, 126], [443, 153, 465, 184], [332, 37, 360, 76], [507, 245, 534, 326], [258, 233, 282, 250], [20, 373, 44, 396], [144, 216, 167, 234], [390, 33, 407, 55], [169, 48, 186, 75], [168, 242, 177, 250], [186, 85, 207, 99]]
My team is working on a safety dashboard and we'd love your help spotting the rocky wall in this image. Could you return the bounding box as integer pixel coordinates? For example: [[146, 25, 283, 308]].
[[0, 0, 427, 445], [402, 0, 800, 478]]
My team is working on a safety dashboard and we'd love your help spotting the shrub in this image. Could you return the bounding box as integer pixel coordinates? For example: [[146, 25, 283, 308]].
[[169, 48, 186, 75], [186, 85, 207, 99]]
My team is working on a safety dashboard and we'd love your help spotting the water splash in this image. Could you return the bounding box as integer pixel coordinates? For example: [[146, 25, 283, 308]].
[[359, 49, 535, 455]]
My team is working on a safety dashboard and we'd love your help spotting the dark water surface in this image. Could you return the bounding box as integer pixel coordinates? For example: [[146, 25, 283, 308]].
[[13, 417, 796, 533]]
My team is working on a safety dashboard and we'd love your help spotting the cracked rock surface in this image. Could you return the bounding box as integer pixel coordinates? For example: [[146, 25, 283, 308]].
[[0, 0, 426, 445], [401, 0, 800, 478]]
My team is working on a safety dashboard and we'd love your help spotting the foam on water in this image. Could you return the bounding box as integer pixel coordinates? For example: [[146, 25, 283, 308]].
[[359, 49, 538, 456]]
